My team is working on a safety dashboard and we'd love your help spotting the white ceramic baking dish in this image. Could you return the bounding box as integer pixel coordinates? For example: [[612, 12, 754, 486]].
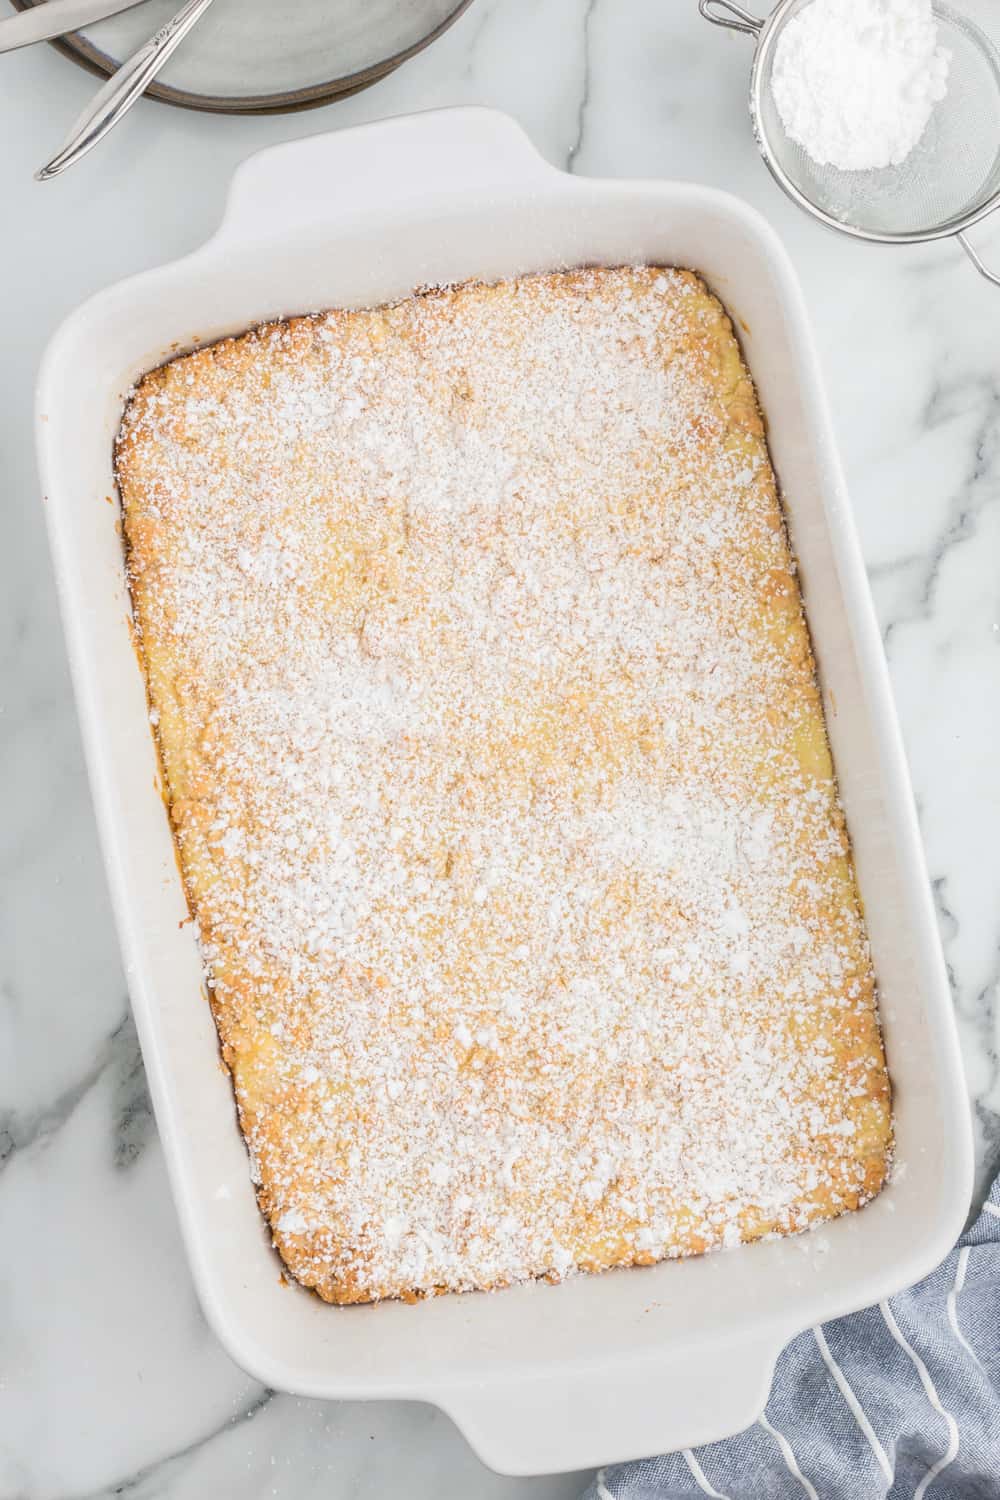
[[37, 108, 972, 1476]]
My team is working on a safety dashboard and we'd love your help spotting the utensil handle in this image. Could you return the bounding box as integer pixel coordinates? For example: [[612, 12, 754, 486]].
[[214, 107, 558, 247], [36, 0, 215, 181], [957, 230, 1000, 289], [699, 0, 764, 36], [437, 1333, 783, 1475], [0, 0, 149, 55]]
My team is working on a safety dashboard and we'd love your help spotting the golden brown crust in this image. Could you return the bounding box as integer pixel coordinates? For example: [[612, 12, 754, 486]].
[[118, 268, 891, 1304]]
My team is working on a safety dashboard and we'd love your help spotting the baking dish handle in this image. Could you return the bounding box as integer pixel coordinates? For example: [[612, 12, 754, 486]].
[[436, 1333, 783, 1476], [214, 107, 557, 247]]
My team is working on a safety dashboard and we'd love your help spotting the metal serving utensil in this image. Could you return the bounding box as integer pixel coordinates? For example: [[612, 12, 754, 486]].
[[0, 0, 152, 54], [36, 0, 217, 180]]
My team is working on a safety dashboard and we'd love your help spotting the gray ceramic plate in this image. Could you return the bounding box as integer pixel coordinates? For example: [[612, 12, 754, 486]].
[[10, 0, 473, 112]]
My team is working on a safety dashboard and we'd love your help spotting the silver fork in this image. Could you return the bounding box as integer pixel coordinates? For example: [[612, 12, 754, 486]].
[[36, 0, 217, 181]]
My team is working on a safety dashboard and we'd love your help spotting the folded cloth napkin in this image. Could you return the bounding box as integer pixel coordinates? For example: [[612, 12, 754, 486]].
[[583, 1177, 1000, 1499]]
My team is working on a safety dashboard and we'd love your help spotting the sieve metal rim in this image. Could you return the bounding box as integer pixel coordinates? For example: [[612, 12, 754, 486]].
[[700, 0, 1000, 281]]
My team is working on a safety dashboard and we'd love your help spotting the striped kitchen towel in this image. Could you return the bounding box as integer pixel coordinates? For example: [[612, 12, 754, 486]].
[[583, 1178, 1000, 1499]]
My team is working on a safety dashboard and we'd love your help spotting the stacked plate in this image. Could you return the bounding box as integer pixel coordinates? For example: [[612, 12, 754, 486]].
[[9, 0, 473, 110]]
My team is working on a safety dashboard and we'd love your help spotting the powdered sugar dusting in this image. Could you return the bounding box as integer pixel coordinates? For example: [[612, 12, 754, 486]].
[[117, 267, 891, 1303]]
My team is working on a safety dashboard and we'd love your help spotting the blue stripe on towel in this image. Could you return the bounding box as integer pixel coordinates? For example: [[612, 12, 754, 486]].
[[585, 1184, 1000, 1500]]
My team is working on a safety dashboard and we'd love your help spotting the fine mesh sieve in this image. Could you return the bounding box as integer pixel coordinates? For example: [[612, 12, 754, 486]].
[[701, 0, 1000, 286]]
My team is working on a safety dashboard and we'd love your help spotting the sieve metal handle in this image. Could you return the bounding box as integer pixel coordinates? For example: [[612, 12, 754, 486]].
[[957, 232, 1000, 290], [698, 0, 764, 36]]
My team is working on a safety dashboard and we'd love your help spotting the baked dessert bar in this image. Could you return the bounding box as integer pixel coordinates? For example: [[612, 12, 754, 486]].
[[117, 266, 891, 1304]]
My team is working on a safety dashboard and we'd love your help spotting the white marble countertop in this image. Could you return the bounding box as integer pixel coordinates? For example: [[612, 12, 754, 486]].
[[2, 3, 998, 1495]]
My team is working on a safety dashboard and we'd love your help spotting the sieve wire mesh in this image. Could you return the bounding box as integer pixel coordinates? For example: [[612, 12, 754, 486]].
[[754, 0, 1000, 240]]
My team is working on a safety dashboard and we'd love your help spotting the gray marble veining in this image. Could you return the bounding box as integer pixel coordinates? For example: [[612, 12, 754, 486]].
[[2, 2, 998, 1495]]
